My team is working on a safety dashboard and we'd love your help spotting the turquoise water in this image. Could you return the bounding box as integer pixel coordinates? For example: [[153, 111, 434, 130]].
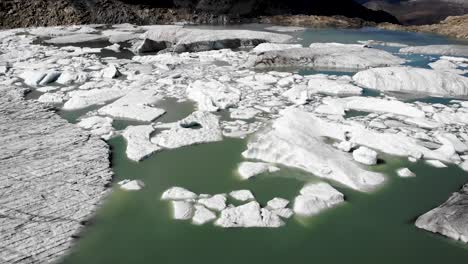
[[56, 26, 468, 264]]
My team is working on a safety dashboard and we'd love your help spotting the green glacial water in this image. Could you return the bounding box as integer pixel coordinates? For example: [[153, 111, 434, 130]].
[[58, 26, 468, 264]]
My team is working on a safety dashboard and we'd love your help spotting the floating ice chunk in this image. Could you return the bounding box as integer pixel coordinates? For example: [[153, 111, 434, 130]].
[[215, 201, 284, 228], [307, 75, 363, 95], [172, 201, 195, 220], [415, 183, 468, 243], [278, 77, 294, 88], [19, 71, 47, 86], [322, 97, 425, 118], [352, 147, 378, 165], [266, 197, 290, 210], [198, 194, 227, 211], [237, 162, 279, 180], [141, 27, 292, 53], [396, 168, 416, 178], [118, 179, 145, 191], [77, 116, 114, 140], [63, 88, 125, 110], [102, 65, 121, 79], [104, 43, 121, 52], [122, 125, 161, 162], [45, 33, 107, 44], [151, 111, 223, 149], [37, 92, 65, 104], [438, 133, 468, 153], [161, 187, 198, 200], [229, 190, 255, 201], [334, 141, 356, 152], [357, 40, 408, 48], [243, 109, 385, 192], [425, 160, 448, 168], [400, 45, 468, 57], [253, 43, 405, 70], [353, 67, 468, 97], [254, 73, 278, 85], [252, 43, 303, 54], [433, 112, 468, 125], [429, 59, 467, 75], [187, 80, 241, 112], [56, 70, 88, 85], [99, 90, 165, 122], [39, 71, 61, 85], [271, 208, 294, 218], [293, 182, 344, 216], [192, 205, 217, 225], [230, 108, 261, 120], [282, 76, 363, 105], [265, 26, 306, 32]]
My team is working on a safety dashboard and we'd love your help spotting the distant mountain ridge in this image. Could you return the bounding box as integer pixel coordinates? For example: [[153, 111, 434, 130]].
[[356, 0, 468, 25]]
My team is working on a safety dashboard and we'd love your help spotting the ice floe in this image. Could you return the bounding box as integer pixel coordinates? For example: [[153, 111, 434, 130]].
[[352, 146, 378, 165], [151, 111, 223, 149], [215, 201, 284, 228], [400, 45, 468, 57], [353, 67, 468, 97], [118, 179, 145, 191], [237, 162, 279, 180], [99, 89, 166, 122], [77, 116, 114, 140], [229, 190, 255, 201], [293, 182, 344, 216], [397, 168, 416, 178], [243, 109, 386, 191], [122, 125, 161, 162], [253, 43, 405, 70]]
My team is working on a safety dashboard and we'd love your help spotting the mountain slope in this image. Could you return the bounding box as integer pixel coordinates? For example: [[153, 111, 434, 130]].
[[359, 0, 468, 25], [0, 0, 399, 29]]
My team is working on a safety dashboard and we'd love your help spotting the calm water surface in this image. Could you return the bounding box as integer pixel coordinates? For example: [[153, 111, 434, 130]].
[[59, 26, 468, 264]]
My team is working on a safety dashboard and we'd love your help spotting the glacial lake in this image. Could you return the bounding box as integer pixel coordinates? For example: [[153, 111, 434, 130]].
[[56, 25, 468, 264]]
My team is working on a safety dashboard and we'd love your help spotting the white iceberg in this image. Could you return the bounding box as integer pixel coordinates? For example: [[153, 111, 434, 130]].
[[293, 182, 344, 216], [122, 125, 161, 162]]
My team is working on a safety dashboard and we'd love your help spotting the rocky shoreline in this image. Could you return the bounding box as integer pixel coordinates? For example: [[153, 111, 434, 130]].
[[0, 85, 113, 263], [378, 14, 468, 40]]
